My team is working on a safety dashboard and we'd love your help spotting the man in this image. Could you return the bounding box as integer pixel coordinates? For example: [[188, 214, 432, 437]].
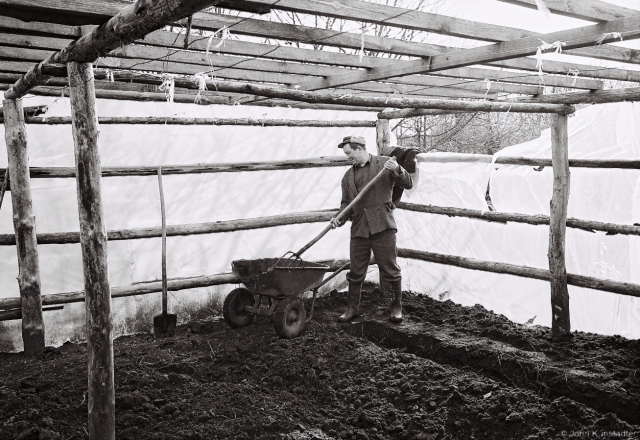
[[331, 135, 413, 323]]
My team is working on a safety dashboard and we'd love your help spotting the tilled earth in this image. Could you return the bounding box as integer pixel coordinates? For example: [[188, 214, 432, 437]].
[[1, 284, 640, 440]]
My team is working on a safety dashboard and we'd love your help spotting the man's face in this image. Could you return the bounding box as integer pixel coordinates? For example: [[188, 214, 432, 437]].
[[342, 144, 368, 166]]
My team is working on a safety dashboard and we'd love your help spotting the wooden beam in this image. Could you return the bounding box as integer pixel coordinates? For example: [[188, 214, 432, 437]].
[[429, 66, 602, 90], [516, 86, 640, 105], [0, 210, 336, 246], [94, 42, 529, 95], [22, 116, 377, 127], [487, 57, 640, 83], [0, 76, 573, 112], [4, 153, 639, 193], [136, 30, 602, 89], [0, 306, 63, 322], [379, 108, 464, 119], [397, 248, 640, 298], [1, 8, 632, 88], [0, 273, 240, 311], [67, 61, 114, 440], [548, 113, 571, 337], [0, 257, 351, 312], [0, 12, 623, 86], [495, 0, 639, 22], [397, 202, 640, 237], [0, 15, 84, 38], [155, 81, 575, 113], [0, 157, 350, 183], [209, 0, 640, 66], [297, 15, 640, 91], [0, 81, 387, 112], [414, 152, 640, 170], [2, 97, 45, 356], [3, 0, 228, 99], [0, 31, 561, 95], [0, 45, 501, 100]]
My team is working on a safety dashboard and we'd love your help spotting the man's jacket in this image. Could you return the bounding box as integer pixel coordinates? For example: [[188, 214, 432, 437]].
[[339, 155, 413, 238]]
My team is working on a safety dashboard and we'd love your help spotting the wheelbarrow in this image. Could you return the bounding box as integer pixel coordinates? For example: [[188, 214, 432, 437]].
[[223, 166, 389, 338], [223, 258, 350, 338]]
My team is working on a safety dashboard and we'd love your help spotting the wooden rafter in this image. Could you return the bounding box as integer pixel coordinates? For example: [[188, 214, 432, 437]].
[[0, 11, 634, 87], [218, 0, 640, 65], [0, 38, 538, 96], [0, 59, 502, 101], [150, 0, 640, 67], [0, 16, 607, 90], [3, 0, 229, 99], [297, 15, 640, 91], [516, 85, 640, 105], [496, 0, 639, 22]]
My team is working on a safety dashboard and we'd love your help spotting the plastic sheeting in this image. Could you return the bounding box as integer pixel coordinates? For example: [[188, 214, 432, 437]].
[[1, 98, 639, 351], [398, 102, 640, 339], [0, 98, 375, 351]]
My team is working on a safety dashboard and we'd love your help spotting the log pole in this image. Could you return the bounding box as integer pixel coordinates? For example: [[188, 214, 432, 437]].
[[376, 119, 392, 156], [0, 259, 350, 313], [2, 97, 45, 356], [378, 108, 465, 119], [22, 116, 377, 127], [5, 154, 640, 184], [0, 210, 336, 245], [396, 248, 640, 298], [1, 203, 638, 246], [549, 114, 571, 337], [2, 245, 640, 315], [68, 61, 115, 440]]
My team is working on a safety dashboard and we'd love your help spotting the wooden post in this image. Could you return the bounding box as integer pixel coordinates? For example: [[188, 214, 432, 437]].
[[67, 61, 115, 440], [2, 98, 45, 356], [376, 119, 392, 156], [548, 113, 571, 338]]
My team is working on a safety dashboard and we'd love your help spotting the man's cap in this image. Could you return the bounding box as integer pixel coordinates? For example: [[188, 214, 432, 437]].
[[338, 135, 366, 149]]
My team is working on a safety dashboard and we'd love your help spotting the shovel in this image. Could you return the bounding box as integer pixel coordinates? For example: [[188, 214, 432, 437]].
[[279, 166, 389, 267], [153, 167, 177, 338]]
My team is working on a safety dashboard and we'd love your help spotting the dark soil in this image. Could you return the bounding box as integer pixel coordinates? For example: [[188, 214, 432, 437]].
[[2, 284, 640, 440]]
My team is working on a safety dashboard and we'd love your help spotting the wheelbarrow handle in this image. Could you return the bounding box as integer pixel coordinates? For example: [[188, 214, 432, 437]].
[[295, 167, 388, 257]]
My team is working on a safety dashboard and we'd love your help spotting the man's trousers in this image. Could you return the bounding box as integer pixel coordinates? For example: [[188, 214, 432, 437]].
[[346, 229, 401, 284]]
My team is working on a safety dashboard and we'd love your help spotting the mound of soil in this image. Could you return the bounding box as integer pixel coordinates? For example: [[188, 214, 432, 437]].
[[1, 284, 639, 440]]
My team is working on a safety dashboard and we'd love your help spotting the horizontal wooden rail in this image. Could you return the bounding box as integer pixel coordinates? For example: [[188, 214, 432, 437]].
[[416, 153, 640, 170], [0, 157, 350, 183], [0, 210, 337, 246], [22, 117, 377, 127], [0, 259, 350, 316], [3, 246, 636, 315], [397, 202, 640, 236], [0, 273, 240, 313], [1, 152, 639, 191], [397, 248, 640, 298], [0, 305, 63, 321], [2, 200, 639, 247]]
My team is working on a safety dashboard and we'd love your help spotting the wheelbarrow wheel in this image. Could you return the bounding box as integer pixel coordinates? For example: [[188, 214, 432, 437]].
[[223, 288, 254, 328], [274, 296, 306, 339]]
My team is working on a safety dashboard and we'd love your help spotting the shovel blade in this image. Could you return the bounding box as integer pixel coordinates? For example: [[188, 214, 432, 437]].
[[153, 313, 177, 338]]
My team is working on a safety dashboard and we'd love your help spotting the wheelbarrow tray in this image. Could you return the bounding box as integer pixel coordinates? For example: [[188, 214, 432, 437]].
[[232, 258, 329, 297]]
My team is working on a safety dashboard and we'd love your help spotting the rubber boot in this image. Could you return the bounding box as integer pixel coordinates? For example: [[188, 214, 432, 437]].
[[389, 280, 403, 323], [338, 282, 361, 322]]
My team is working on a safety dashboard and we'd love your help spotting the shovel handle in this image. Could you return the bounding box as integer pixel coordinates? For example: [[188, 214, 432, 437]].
[[158, 168, 168, 316], [295, 167, 388, 257]]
